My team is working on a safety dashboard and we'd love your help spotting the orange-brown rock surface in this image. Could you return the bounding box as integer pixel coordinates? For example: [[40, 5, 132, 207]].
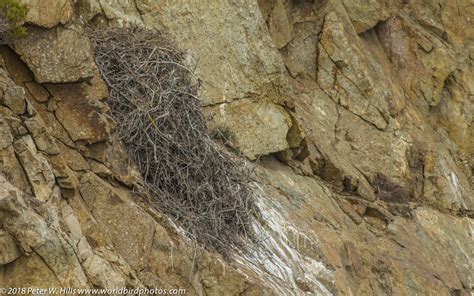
[[1, 0, 472, 295]]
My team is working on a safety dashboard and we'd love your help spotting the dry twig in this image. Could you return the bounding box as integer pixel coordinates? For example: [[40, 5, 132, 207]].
[[90, 28, 258, 257]]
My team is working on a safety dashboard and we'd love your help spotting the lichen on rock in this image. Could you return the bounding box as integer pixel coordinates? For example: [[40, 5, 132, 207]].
[[0, 0, 472, 295]]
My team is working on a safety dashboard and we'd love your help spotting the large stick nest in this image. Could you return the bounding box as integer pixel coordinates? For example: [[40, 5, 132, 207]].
[[90, 28, 258, 256]]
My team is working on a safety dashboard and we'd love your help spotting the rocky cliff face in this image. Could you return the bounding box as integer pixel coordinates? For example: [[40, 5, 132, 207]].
[[0, 0, 472, 295]]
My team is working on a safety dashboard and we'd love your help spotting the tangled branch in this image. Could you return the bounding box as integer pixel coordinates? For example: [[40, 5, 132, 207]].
[[90, 28, 258, 256]]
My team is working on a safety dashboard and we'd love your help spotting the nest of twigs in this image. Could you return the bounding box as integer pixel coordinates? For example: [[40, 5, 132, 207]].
[[90, 28, 258, 256]]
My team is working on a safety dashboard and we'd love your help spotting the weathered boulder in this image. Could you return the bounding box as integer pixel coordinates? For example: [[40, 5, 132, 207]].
[[14, 25, 96, 83], [341, 0, 389, 33], [205, 99, 292, 159], [0, 228, 20, 265], [318, 10, 391, 130], [0, 118, 13, 150], [0, 175, 89, 287], [20, 0, 73, 28], [77, 0, 143, 26], [45, 83, 110, 143]]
